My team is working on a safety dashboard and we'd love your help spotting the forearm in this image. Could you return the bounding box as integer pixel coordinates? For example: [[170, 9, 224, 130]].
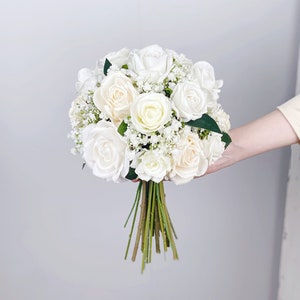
[[206, 109, 299, 174], [232, 109, 298, 161]]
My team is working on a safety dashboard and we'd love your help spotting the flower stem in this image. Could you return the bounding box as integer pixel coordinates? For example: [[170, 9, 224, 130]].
[[141, 181, 153, 272], [157, 182, 179, 259], [131, 181, 147, 262], [156, 185, 168, 252], [124, 181, 142, 228], [124, 181, 142, 260], [124, 180, 179, 272], [149, 182, 156, 261], [154, 202, 161, 253]]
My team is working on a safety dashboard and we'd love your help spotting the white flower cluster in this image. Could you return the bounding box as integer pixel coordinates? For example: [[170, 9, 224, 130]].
[[69, 45, 231, 184]]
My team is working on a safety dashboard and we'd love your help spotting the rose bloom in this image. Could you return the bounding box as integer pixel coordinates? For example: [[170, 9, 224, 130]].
[[128, 44, 173, 83], [130, 92, 172, 134], [171, 81, 208, 122], [93, 71, 138, 125], [200, 133, 225, 164], [191, 61, 223, 91], [170, 129, 208, 185], [132, 150, 171, 183], [191, 61, 223, 108], [82, 121, 129, 182], [105, 48, 130, 68], [75, 68, 98, 94]]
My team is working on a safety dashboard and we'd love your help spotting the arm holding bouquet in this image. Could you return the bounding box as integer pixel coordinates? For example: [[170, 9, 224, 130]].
[[206, 94, 300, 175]]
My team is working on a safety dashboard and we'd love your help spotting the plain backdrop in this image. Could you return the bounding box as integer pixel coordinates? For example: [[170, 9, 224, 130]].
[[1, 1, 299, 300]]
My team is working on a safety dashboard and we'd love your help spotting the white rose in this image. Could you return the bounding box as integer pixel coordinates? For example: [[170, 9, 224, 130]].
[[93, 71, 138, 125], [191, 61, 223, 90], [211, 104, 231, 132], [75, 68, 98, 94], [170, 129, 208, 185], [191, 61, 223, 106], [130, 92, 172, 134], [82, 121, 129, 182], [105, 48, 130, 68], [201, 133, 225, 164], [128, 44, 173, 83], [171, 81, 207, 122], [133, 150, 171, 183]]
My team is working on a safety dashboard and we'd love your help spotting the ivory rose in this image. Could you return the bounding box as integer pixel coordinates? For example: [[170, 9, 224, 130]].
[[82, 121, 129, 182], [76, 68, 98, 94], [191, 61, 223, 90], [170, 129, 208, 185], [128, 45, 173, 83], [132, 150, 171, 183], [93, 71, 138, 125], [130, 92, 172, 134], [171, 81, 208, 122], [191, 61, 223, 108], [105, 48, 130, 68]]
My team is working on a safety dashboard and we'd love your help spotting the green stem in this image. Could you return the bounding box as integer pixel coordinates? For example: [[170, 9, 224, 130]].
[[155, 184, 168, 252], [154, 200, 161, 253], [124, 181, 142, 228], [131, 181, 147, 262], [124, 180, 179, 272], [141, 181, 153, 272], [148, 181, 156, 263], [124, 181, 142, 260], [157, 182, 179, 259]]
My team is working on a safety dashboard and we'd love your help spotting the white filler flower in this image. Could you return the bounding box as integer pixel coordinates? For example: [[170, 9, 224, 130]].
[[82, 121, 129, 182]]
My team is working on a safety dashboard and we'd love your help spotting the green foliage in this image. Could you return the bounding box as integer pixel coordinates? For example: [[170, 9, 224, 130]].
[[221, 132, 232, 148], [125, 168, 138, 180], [187, 114, 232, 148], [118, 120, 128, 136], [164, 87, 173, 98], [186, 113, 221, 133], [103, 58, 112, 76]]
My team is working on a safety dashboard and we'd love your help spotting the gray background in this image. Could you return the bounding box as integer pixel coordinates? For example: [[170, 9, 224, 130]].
[[1, 1, 299, 299]]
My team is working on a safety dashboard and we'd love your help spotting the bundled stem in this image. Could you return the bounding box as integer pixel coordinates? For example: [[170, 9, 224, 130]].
[[124, 180, 178, 273]]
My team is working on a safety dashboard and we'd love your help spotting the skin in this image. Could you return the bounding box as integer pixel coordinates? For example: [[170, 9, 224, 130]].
[[206, 109, 299, 175]]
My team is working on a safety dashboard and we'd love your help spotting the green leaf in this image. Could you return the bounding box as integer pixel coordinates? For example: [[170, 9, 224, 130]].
[[164, 87, 173, 97], [186, 113, 221, 133], [125, 168, 138, 180], [103, 58, 112, 76], [118, 121, 128, 136], [121, 64, 128, 69], [221, 132, 232, 148]]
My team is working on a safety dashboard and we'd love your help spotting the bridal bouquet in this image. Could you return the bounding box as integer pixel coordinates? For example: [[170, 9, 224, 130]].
[[69, 45, 231, 272]]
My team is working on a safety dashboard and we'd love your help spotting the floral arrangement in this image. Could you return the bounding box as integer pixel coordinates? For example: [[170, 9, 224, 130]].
[[69, 45, 231, 272]]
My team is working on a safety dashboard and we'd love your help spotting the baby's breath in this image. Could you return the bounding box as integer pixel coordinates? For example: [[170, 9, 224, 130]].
[[69, 92, 101, 154]]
